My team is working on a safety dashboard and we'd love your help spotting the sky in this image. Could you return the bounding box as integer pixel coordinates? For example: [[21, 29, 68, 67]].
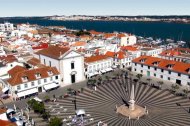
[[0, 0, 190, 17]]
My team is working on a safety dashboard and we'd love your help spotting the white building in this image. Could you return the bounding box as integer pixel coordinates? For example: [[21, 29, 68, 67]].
[[140, 47, 163, 57], [0, 22, 14, 31], [85, 55, 113, 78], [159, 48, 190, 63], [118, 34, 137, 46], [35, 46, 85, 86], [0, 55, 24, 77], [0, 46, 6, 56], [1, 66, 60, 100], [132, 56, 190, 86]]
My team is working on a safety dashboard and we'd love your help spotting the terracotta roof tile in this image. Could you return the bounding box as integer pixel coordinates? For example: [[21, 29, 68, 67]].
[[7, 66, 59, 86], [105, 51, 115, 58], [36, 46, 70, 59], [27, 58, 41, 66], [85, 55, 110, 63], [133, 56, 190, 75], [72, 41, 86, 46], [0, 120, 16, 126]]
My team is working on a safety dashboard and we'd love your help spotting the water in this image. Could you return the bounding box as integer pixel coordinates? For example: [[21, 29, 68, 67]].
[[1, 18, 190, 44]]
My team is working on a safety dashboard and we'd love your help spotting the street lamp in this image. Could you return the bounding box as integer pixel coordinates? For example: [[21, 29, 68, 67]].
[[72, 90, 77, 110]]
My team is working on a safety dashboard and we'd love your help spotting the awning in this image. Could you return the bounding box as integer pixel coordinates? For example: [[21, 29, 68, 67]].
[[2, 87, 9, 93], [88, 73, 94, 77], [6, 108, 15, 114], [100, 70, 106, 73], [94, 71, 99, 75], [33, 97, 42, 102], [76, 109, 85, 116], [106, 68, 113, 72], [17, 88, 38, 98], [44, 83, 59, 91], [112, 65, 117, 69]]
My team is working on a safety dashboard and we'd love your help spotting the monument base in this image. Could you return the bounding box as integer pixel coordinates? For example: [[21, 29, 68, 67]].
[[116, 104, 146, 119]]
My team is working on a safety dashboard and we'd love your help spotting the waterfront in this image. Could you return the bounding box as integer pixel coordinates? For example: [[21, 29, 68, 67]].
[[0, 18, 190, 43]]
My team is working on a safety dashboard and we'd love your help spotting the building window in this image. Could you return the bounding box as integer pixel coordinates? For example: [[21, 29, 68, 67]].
[[55, 76, 59, 80], [50, 77, 53, 81], [71, 62, 75, 69], [49, 61, 51, 67], [31, 82, 35, 86], [148, 66, 150, 69], [44, 59, 46, 64], [189, 75, 190, 79], [17, 85, 21, 90], [168, 71, 171, 74], [135, 63, 137, 66], [168, 77, 170, 80], [44, 79, 47, 83], [134, 68, 136, 71], [154, 73, 156, 77], [160, 75, 163, 78], [154, 67, 157, 71], [178, 73, 181, 77], [38, 80, 41, 84], [161, 69, 164, 72], [141, 64, 143, 67], [24, 84, 28, 88], [141, 70, 143, 73]]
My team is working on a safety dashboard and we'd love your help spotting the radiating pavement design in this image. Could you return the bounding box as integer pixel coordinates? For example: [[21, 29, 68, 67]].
[[44, 78, 190, 126]]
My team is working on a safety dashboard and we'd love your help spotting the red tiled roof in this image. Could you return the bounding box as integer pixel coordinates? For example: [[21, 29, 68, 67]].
[[72, 41, 86, 46], [116, 51, 126, 59], [8, 66, 27, 77], [7, 66, 59, 86], [0, 120, 16, 126], [105, 51, 115, 58], [103, 33, 116, 39], [89, 30, 102, 35], [117, 34, 126, 38], [85, 55, 110, 63], [121, 46, 138, 51], [133, 56, 190, 75], [32, 43, 49, 50], [36, 46, 70, 59], [0, 55, 17, 63]]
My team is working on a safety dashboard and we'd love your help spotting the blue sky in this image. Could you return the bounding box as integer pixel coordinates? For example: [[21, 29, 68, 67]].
[[0, 0, 190, 17]]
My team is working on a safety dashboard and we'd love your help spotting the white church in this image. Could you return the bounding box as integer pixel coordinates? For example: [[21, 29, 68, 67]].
[[34, 46, 85, 86]]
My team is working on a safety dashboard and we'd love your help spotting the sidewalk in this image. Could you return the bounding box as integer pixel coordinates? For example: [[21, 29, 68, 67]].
[[1, 80, 87, 109]]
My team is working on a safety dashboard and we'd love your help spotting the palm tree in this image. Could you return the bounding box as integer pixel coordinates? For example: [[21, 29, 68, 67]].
[[147, 78, 152, 85], [87, 79, 96, 87], [182, 88, 189, 98], [98, 76, 102, 85], [157, 81, 164, 89], [136, 74, 143, 81], [171, 84, 180, 93], [105, 76, 110, 82]]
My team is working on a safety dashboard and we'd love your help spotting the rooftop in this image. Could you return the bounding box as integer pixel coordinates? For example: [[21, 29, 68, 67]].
[[36, 46, 70, 59], [133, 56, 190, 75]]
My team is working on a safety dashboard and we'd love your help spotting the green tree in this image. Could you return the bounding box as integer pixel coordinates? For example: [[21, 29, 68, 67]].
[[182, 88, 189, 97], [44, 95, 50, 102], [157, 81, 164, 89], [171, 84, 180, 93], [42, 111, 50, 120], [98, 76, 102, 85], [136, 74, 143, 80], [147, 78, 152, 85], [49, 117, 62, 126]]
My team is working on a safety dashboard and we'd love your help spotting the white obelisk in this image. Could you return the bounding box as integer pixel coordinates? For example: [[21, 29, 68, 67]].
[[129, 84, 135, 110]]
